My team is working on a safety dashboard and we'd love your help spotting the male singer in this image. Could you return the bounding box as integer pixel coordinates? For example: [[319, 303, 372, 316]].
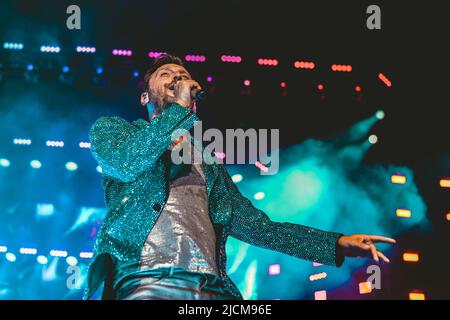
[[84, 54, 395, 300]]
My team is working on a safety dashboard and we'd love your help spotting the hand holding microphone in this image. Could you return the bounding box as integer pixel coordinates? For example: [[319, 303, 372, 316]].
[[173, 79, 204, 110]]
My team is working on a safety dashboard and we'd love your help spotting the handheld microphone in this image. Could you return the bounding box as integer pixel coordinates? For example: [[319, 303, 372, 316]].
[[194, 90, 207, 101]]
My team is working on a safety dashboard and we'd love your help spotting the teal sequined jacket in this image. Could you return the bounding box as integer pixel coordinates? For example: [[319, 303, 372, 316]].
[[84, 103, 343, 299]]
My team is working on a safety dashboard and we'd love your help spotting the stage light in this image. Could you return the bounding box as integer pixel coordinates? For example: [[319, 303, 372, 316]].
[[65, 162, 78, 171], [391, 174, 406, 184], [280, 82, 286, 88], [368, 134, 378, 144], [331, 64, 352, 72], [439, 178, 450, 188], [37, 255, 48, 265], [254, 191, 265, 200], [312, 262, 323, 267], [0, 246, 7, 252], [293, 61, 315, 69], [268, 264, 280, 275], [30, 160, 42, 169], [40, 45, 60, 53], [112, 49, 133, 56], [36, 203, 54, 217], [0, 158, 10, 167], [96, 67, 103, 75], [50, 250, 68, 257], [446, 212, 450, 221], [20, 248, 37, 255], [378, 73, 392, 87], [96, 165, 103, 173], [46, 140, 64, 147], [403, 252, 419, 262], [214, 151, 226, 159], [185, 55, 206, 62], [243, 80, 251, 86], [255, 161, 269, 173], [221, 55, 242, 63], [309, 272, 327, 281], [76, 46, 96, 53], [133, 71, 139, 78], [355, 85, 361, 92], [80, 252, 93, 259], [359, 282, 373, 294], [396, 209, 411, 218], [3, 42, 24, 50], [206, 76, 213, 83], [317, 84, 324, 91], [231, 174, 243, 183], [148, 51, 165, 58], [409, 292, 425, 300], [66, 256, 78, 266], [27, 64, 34, 71], [314, 290, 327, 300], [257, 58, 278, 66], [62, 66, 70, 73], [79, 142, 91, 148], [375, 110, 385, 120], [13, 138, 32, 145], [5, 253, 16, 262]]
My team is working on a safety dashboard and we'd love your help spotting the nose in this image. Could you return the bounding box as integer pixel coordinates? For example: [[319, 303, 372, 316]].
[[173, 75, 182, 82]]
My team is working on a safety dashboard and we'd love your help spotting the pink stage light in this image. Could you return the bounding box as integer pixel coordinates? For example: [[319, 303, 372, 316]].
[[294, 61, 315, 69], [314, 290, 327, 300], [148, 51, 165, 58], [280, 82, 286, 88], [317, 84, 324, 91], [378, 73, 392, 87], [243, 80, 251, 86], [185, 55, 206, 62], [268, 264, 280, 275], [257, 58, 278, 66], [112, 49, 133, 56], [331, 64, 352, 72], [221, 55, 242, 63]]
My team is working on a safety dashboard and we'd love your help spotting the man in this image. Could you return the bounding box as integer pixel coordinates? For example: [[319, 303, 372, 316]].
[[84, 54, 395, 300]]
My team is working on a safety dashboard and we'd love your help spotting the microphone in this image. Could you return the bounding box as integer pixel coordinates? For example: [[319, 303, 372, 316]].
[[194, 90, 207, 101]]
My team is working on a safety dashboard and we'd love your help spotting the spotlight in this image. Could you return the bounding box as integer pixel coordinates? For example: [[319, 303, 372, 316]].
[[185, 55, 206, 62], [257, 58, 278, 66], [36, 203, 54, 217], [27, 64, 34, 71], [20, 248, 37, 255], [309, 272, 327, 281], [50, 250, 68, 257], [0, 158, 10, 167], [254, 191, 265, 200], [359, 282, 373, 294], [65, 162, 78, 171], [255, 161, 269, 173], [5, 253, 16, 262], [221, 55, 242, 63], [3, 42, 24, 50], [331, 64, 352, 72], [396, 209, 411, 218], [76, 46, 96, 53], [355, 85, 361, 92], [314, 290, 327, 300], [231, 174, 243, 183], [375, 110, 385, 120], [96, 67, 103, 75], [403, 252, 419, 262], [80, 252, 93, 258], [409, 292, 425, 300], [317, 84, 324, 91], [280, 82, 286, 88], [391, 174, 406, 184], [13, 138, 32, 145], [243, 80, 251, 86], [293, 61, 315, 69], [368, 134, 378, 144], [37, 255, 48, 265], [268, 264, 280, 275], [206, 76, 213, 83], [148, 51, 165, 58], [0, 246, 7, 252], [112, 49, 133, 56], [30, 160, 42, 169], [40, 46, 60, 53], [133, 71, 139, 78], [79, 142, 91, 148], [66, 256, 78, 266], [439, 178, 450, 188], [96, 165, 103, 173], [46, 140, 64, 147], [62, 66, 70, 73], [378, 73, 392, 87]]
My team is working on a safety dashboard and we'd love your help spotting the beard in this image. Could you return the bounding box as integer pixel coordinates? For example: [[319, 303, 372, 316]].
[[150, 94, 172, 115]]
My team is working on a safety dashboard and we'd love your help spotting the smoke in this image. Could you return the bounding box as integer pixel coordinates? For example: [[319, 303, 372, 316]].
[[226, 122, 428, 299]]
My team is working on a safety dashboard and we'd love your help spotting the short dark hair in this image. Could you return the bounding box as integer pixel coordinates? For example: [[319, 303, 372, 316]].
[[143, 53, 185, 92]]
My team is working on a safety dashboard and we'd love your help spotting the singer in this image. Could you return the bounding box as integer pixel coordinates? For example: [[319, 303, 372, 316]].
[[84, 54, 396, 300]]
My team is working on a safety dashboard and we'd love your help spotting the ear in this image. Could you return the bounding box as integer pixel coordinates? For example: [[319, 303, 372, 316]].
[[140, 92, 149, 106]]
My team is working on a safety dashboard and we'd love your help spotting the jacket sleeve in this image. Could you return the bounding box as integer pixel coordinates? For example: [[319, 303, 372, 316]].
[[89, 103, 199, 183], [222, 166, 344, 267]]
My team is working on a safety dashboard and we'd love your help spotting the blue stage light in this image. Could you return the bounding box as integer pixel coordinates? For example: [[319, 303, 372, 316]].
[[0, 158, 10, 167], [375, 110, 385, 120], [133, 71, 139, 77], [62, 66, 70, 73], [36, 203, 54, 217], [37, 255, 48, 265], [66, 162, 78, 171], [27, 64, 34, 71], [3, 42, 24, 50], [96, 165, 103, 173], [96, 67, 103, 75], [30, 160, 42, 169], [6, 253, 16, 262]]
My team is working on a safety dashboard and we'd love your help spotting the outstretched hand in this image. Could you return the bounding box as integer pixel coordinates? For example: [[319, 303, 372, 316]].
[[338, 234, 396, 263]]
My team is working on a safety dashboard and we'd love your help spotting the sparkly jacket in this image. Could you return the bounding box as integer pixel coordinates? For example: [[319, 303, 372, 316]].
[[84, 103, 343, 299]]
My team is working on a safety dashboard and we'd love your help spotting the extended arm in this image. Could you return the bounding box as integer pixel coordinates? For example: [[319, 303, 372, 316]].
[[89, 103, 198, 182]]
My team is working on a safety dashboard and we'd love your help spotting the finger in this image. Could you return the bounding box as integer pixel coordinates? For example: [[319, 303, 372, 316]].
[[377, 250, 390, 263], [367, 235, 396, 244], [369, 244, 379, 262]]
